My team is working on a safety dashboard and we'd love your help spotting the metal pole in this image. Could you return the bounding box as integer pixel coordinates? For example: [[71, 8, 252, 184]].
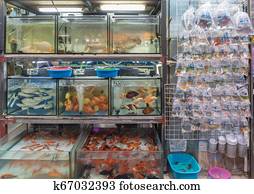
[[250, 35, 254, 178], [160, 0, 169, 171], [0, 0, 6, 114], [247, 0, 254, 179], [0, 0, 7, 137], [0, 0, 5, 53]]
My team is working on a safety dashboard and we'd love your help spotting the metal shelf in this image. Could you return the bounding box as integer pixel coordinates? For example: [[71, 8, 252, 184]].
[[4, 54, 162, 61], [5, 115, 164, 124]]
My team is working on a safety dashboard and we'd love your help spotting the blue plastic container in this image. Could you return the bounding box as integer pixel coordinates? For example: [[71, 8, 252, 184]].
[[96, 68, 119, 78], [167, 153, 201, 179], [47, 67, 72, 78]]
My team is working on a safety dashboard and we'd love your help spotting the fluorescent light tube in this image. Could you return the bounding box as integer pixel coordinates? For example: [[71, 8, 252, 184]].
[[39, 7, 83, 13], [100, 4, 146, 11]]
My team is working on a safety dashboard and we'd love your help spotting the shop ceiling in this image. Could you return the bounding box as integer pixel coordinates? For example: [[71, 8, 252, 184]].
[[5, 0, 161, 15]]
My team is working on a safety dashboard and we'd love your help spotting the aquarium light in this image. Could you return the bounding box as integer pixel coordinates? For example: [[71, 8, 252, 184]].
[[39, 7, 83, 13], [100, 4, 146, 11]]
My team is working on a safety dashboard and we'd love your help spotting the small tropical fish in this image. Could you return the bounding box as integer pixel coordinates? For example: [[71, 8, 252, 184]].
[[99, 169, 113, 176], [125, 91, 139, 99], [114, 173, 134, 179], [143, 107, 154, 115], [0, 174, 17, 179], [47, 170, 64, 178]]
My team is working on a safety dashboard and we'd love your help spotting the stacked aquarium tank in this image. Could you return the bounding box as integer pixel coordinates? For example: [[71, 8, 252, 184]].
[[58, 16, 107, 54], [111, 16, 160, 54], [0, 126, 82, 179], [111, 78, 161, 116], [76, 127, 163, 179], [5, 16, 56, 54], [7, 78, 57, 116], [58, 79, 109, 116]]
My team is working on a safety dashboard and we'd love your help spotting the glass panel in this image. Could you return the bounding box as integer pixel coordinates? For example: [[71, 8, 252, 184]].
[[111, 78, 161, 115], [58, 16, 107, 54], [112, 16, 160, 53], [7, 78, 57, 116], [77, 128, 163, 179], [5, 16, 55, 54], [0, 127, 80, 178], [59, 79, 109, 116]]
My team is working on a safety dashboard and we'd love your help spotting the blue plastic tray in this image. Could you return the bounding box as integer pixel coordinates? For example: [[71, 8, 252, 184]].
[[96, 68, 119, 78], [167, 153, 201, 179], [48, 68, 72, 78]]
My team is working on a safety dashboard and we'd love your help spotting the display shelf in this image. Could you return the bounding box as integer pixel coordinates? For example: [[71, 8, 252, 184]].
[[4, 54, 162, 61], [4, 115, 165, 124]]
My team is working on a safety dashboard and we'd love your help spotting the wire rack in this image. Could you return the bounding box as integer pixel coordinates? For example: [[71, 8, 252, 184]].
[[164, 84, 237, 140]]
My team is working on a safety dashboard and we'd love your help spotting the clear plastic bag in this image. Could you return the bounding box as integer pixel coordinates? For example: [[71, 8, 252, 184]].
[[190, 25, 209, 46], [214, 1, 233, 28], [233, 11, 253, 34], [195, 2, 214, 29], [182, 6, 196, 31]]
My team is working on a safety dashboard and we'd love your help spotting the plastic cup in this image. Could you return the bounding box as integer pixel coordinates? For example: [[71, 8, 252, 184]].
[[237, 135, 247, 158], [218, 136, 226, 154], [208, 138, 218, 153], [226, 134, 237, 158]]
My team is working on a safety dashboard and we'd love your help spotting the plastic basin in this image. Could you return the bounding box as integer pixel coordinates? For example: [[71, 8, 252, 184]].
[[208, 167, 231, 179], [167, 153, 201, 179], [48, 66, 72, 78], [96, 68, 119, 78]]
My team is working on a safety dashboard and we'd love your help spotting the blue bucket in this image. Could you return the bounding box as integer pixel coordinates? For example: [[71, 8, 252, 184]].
[[167, 153, 201, 179]]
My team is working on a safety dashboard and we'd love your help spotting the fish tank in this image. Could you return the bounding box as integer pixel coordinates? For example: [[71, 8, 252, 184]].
[[111, 16, 160, 53], [59, 78, 109, 116], [111, 78, 161, 116], [7, 78, 57, 116], [5, 16, 55, 54], [0, 126, 82, 179], [76, 127, 163, 179], [58, 16, 107, 54]]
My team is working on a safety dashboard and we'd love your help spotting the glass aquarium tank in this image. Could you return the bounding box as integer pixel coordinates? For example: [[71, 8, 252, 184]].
[[59, 79, 109, 116], [111, 16, 160, 54], [0, 126, 82, 179], [76, 127, 163, 179], [58, 16, 107, 54], [5, 16, 55, 54], [111, 78, 161, 116], [7, 78, 57, 116]]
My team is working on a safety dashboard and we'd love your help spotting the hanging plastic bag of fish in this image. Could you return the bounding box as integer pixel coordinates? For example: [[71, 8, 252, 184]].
[[182, 6, 196, 31], [214, 0, 234, 28], [195, 2, 214, 30], [236, 83, 249, 100], [189, 25, 209, 54], [181, 117, 193, 132], [240, 101, 251, 118], [240, 116, 250, 132], [233, 11, 253, 35]]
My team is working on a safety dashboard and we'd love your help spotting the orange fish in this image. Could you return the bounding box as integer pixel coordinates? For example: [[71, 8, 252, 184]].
[[47, 170, 64, 178], [0, 174, 17, 179]]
